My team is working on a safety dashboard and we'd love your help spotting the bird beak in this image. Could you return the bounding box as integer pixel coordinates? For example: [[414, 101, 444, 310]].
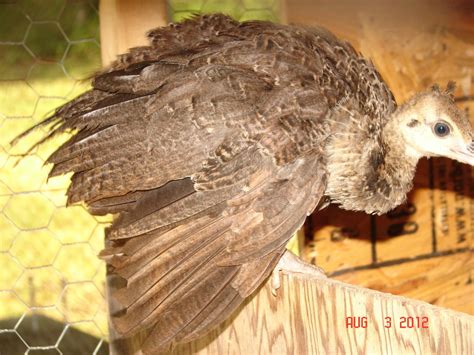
[[450, 140, 474, 166]]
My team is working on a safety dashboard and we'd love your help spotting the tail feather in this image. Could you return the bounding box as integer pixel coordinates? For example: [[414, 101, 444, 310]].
[[113, 235, 232, 335], [176, 291, 242, 344], [112, 178, 195, 230], [64, 146, 206, 205], [111, 213, 227, 279], [47, 96, 150, 165], [50, 133, 145, 177], [140, 263, 241, 353], [10, 90, 112, 146], [109, 186, 240, 239], [100, 205, 225, 270], [177, 250, 282, 344], [88, 190, 145, 215], [103, 214, 212, 271], [113, 217, 231, 311]]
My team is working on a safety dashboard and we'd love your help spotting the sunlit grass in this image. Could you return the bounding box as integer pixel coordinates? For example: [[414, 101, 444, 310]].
[[0, 79, 110, 342]]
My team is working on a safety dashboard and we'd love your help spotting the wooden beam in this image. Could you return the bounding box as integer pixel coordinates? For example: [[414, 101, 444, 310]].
[[170, 273, 474, 354]]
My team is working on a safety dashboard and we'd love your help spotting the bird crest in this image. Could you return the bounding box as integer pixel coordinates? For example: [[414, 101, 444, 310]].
[[430, 81, 456, 99]]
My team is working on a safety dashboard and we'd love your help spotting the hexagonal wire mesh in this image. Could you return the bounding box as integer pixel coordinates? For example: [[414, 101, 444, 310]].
[[1, 1, 109, 353], [169, 0, 283, 22], [0, 1, 282, 353]]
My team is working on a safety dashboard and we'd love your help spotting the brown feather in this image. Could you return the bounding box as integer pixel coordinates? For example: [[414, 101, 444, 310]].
[[15, 14, 413, 353]]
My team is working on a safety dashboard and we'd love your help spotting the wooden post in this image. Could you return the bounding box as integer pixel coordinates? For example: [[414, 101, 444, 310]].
[[99, 1, 168, 353], [99, 0, 168, 67]]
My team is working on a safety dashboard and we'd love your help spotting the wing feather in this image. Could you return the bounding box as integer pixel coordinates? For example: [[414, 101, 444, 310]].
[[16, 15, 335, 353]]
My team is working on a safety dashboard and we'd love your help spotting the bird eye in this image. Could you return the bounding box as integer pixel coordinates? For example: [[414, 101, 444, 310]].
[[433, 122, 450, 137]]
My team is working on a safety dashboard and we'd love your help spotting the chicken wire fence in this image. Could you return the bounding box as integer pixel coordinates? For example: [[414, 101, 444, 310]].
[[0, 1, 283, 353]]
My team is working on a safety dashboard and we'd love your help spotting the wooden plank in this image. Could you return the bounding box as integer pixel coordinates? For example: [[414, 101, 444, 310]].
[[335, 252, 474, 315], [170, 273, 474, 354]]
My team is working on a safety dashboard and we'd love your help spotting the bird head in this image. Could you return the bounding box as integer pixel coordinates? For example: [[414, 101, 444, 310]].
[[395, 83, 474, 165]]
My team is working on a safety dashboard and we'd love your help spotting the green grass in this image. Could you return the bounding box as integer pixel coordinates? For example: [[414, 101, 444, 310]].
[[170, 0, 282, 22], [0, 79, 110, 344]]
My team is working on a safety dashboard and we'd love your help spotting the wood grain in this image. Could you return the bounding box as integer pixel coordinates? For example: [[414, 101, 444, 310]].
[[336, 252, 474, 314], [170, 273, 474, 354]]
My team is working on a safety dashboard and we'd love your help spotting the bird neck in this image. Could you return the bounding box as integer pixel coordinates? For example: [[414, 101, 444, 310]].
[[324, 108, 419, 215]]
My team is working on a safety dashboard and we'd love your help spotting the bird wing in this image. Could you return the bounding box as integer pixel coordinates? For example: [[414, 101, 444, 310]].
[[105, 147, 326, 353], [95, 73, 329, 352], [18, 16, 330, 352]]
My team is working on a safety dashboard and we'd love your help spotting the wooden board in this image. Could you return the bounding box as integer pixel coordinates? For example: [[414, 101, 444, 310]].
[[170, 273, 474, 354]]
